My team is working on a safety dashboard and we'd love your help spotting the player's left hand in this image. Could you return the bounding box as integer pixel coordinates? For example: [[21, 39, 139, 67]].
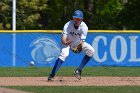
[[71, 42, 83, 53]]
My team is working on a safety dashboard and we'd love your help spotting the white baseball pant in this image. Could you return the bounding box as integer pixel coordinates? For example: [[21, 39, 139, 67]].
[[59, 42, 95, 61]]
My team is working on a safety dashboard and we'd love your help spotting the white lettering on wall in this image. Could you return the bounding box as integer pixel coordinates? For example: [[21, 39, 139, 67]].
[[92, 36, 107, 62], [110, 36, 127, 62], [129, 36, 140, 62], [92, 35, 139, 63]]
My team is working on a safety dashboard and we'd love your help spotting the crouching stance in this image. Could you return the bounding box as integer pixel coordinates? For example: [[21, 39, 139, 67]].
[[48, 10, 95, 81]]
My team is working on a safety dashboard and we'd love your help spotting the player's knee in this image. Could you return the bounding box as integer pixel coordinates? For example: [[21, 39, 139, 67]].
[[59, 53, 69, 61], [86, 48, 95, 57]]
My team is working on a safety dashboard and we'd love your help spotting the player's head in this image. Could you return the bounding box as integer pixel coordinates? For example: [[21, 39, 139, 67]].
[[72, 10, 83, 28], [72, 10, 83, 19]]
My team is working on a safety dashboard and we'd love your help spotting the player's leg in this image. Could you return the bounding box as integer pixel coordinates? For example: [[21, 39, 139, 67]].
[[48, 44, 70, 81], [48, 58, 63, 80], [75, 42, 95, 79]]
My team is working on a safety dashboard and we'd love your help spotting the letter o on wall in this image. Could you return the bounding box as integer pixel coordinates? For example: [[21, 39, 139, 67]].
[[110, 36, 127, 62]]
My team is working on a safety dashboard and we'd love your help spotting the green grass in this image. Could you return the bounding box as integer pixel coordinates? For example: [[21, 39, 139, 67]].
[[4, 86, 140, 93], [1, 67, 140, 93], [0, 67, 140, 77]]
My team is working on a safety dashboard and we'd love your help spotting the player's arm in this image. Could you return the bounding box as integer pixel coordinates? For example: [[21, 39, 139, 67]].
[[61, 22, 71, 45], [61, 35, 71, 45], [81, 26, 88, 42], [79, 25, 88, 46]]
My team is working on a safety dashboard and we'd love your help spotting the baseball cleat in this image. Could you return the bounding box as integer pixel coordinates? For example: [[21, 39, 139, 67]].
[[48, 74, 54, 81], [48, 76, 54, 81], [74, 69, 82, 80]]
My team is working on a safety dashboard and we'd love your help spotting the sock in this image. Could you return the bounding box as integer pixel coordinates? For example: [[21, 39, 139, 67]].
[[78, 55, 91, 71], [50, 58, 63, 77]]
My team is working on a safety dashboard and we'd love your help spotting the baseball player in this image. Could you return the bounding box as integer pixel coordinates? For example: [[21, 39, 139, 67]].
[[48, 10, 95, 81]]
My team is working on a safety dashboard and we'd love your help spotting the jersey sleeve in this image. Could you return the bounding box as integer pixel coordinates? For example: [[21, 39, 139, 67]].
[[81, 24, 88, 41], [62, 22, 69, 36]]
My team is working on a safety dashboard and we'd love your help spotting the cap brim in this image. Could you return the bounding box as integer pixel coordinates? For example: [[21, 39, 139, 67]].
[[72, 16, 83, 19]]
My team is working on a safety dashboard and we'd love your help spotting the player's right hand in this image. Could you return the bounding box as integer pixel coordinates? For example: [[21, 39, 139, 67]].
[[61, 35, 72, 45], [65, 39, 72, 45], [62, 39, 72, 45]]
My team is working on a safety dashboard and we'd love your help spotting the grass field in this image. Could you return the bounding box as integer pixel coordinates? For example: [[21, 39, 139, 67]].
[[5, 86, 140, 93], [1, 67, 140, 77], [1, 67, 140, 93]]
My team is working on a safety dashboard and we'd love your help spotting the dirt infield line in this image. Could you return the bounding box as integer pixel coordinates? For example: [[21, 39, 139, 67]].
[[0, 76, 140, 86]]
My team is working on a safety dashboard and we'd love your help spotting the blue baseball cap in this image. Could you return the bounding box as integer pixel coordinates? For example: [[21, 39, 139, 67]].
[[72, 10, 83, 19]]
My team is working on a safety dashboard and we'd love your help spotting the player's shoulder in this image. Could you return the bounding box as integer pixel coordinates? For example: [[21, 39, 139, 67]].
[[80, 21, 87, 27], [63, 20, 73, 31], [65, 20, 73, 25], [80, 21, 88, 29]]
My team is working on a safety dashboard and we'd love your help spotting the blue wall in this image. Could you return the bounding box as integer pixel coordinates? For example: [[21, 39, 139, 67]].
[[0, 33, 140, 67]]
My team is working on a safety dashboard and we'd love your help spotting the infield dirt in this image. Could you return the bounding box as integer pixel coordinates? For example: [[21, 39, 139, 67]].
[[0, 76, 140, 86]]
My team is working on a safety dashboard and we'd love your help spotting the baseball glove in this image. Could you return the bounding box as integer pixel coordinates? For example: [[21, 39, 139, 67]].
[[71, 43, 82, 53]]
